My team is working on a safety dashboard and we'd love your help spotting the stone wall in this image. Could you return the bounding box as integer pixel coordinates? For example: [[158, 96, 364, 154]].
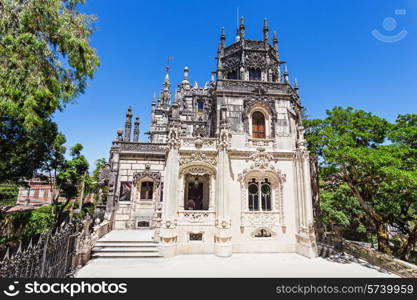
[[343, 240, 417, 278]]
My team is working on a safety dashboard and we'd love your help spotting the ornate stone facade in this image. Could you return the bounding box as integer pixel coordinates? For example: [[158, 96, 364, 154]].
[[103, 18, 317, 258]]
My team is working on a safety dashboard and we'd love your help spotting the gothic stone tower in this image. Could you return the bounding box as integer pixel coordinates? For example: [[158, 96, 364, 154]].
[[103, 18, 317, 258]]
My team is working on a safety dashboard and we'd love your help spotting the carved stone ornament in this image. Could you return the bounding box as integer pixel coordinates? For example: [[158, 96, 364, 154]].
[[182, 166, 214, 177], [193, 125, 208, 138], [251, 227, 277, 238], [217, 127, 231, 151], [221, 80, 288, 92], [133, 165, 161, 185], [183, 211, 210, 223], [179, 152, 217, 167], [243, 212, 279, 228], [119, 142, 165, 152], [243, 97, 276, 118], [245, 52, 267, 70], [167, 126, 181, 149], [222, 53, 241, 73]]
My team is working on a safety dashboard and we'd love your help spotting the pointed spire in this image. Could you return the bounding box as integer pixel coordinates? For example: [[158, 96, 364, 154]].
[[163, 65, 170, 91], [133, 116, 140, 142], [284, 64, 289, 83], [239, 16, 245, 42], [220, 27, 225, 49], [263, 18, 269, 48], [273, 31, 279, 61], [152, 92, 156, 108], [161, 62, 172, 106], [182, 66, 189, 85], [217, 42, 223, 78], [294, 78, 299, 90], [124, 107, 132, 141]]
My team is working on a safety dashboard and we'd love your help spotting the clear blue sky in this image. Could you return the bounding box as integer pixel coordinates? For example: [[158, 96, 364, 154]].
[[53, 0, 417, 170]]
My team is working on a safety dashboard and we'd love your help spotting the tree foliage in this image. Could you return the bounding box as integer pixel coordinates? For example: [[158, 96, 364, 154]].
[[305, 107, 417, 259], [0, 0, 99, 182]]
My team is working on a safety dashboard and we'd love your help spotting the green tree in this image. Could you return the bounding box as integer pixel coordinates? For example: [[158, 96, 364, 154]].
[[90, 158, 107, 204], [309, 107, 394, 254], [41, 142, 89, 227], [0, 0, 99, 182], [385, 114, 417, 260], [303, 117, 325, 238]]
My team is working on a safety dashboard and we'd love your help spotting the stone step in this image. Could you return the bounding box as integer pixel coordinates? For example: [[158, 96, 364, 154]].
[[95, 242, 157, 248], [96, 240, 154, 244], [92, 247, 158, 253], [91, 252, 162, 259]]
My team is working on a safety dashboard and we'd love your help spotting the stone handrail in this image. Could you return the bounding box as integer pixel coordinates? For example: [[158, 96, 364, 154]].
[[343, 240, 417, 278]]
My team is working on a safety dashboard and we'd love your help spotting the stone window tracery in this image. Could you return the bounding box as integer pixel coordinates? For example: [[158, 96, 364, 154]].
[[248, 178, 271, 211]]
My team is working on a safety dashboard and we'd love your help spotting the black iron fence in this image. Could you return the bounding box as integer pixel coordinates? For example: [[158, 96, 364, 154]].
[[0, 221, 81, 278]]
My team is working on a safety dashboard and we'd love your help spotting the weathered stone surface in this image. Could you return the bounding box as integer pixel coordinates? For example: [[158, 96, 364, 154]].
[[105, 20, 316, 259]]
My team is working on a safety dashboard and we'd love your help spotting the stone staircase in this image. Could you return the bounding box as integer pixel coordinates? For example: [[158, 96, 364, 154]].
[[91, 230, 162, 259]]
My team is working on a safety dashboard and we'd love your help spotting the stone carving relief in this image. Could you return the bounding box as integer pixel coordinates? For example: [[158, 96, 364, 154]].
[[181, 166, 214, 177], [237, 147, 287, 229], [251, 227, 277, 238], [243, 212, 279, 228], [167, 125, 181, 149], [133, 165, 161, 185], [249, 147, 274, 169], [222, 53, 241, 73], [242, 97, 277, 137], [179, 152, 217, 167], [119, 143, 165, 152], [245, 52, 267, 70], [182, 212, 211, 223], [193, 125, 208, 138], [221, 80, 287, 92]]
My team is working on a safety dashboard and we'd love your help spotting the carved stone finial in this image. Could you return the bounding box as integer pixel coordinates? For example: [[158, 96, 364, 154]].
[[239, 16, 245, 41], [133, 116, 140, 142], [124, 107, 133, 141], [117, 128, 123, 141]]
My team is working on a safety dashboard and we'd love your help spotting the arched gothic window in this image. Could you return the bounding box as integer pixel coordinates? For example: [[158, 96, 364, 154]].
[[248, 178, 271, 211], [252, 111, 266, 139], [140, 181, 154, 200], [248, 179, 259, 211]]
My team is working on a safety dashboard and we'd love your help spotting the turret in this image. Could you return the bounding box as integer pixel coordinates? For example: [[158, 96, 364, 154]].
[[283, 63, 289, 83], [160, 65, 171, 106], [133, 116, 140, 142], [220, 27, 226, 50], [239, 16, 245, 42], [124, 106, 133, 141], [263, 18, 269, 48]]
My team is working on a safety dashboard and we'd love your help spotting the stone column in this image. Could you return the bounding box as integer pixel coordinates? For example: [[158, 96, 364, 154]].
[[214, 125, 233, 257], [209, 175, 215, 211], [294, 129, 317, 258], [105, 142, 120, 222], [159, 124, 180, 257]]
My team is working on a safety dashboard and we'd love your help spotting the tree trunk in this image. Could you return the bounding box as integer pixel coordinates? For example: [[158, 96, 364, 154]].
[[399, 226, 417, 261], [346, 180, 392, 255], [375, 221, 392, 255], [309, 155, 324, 240]]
